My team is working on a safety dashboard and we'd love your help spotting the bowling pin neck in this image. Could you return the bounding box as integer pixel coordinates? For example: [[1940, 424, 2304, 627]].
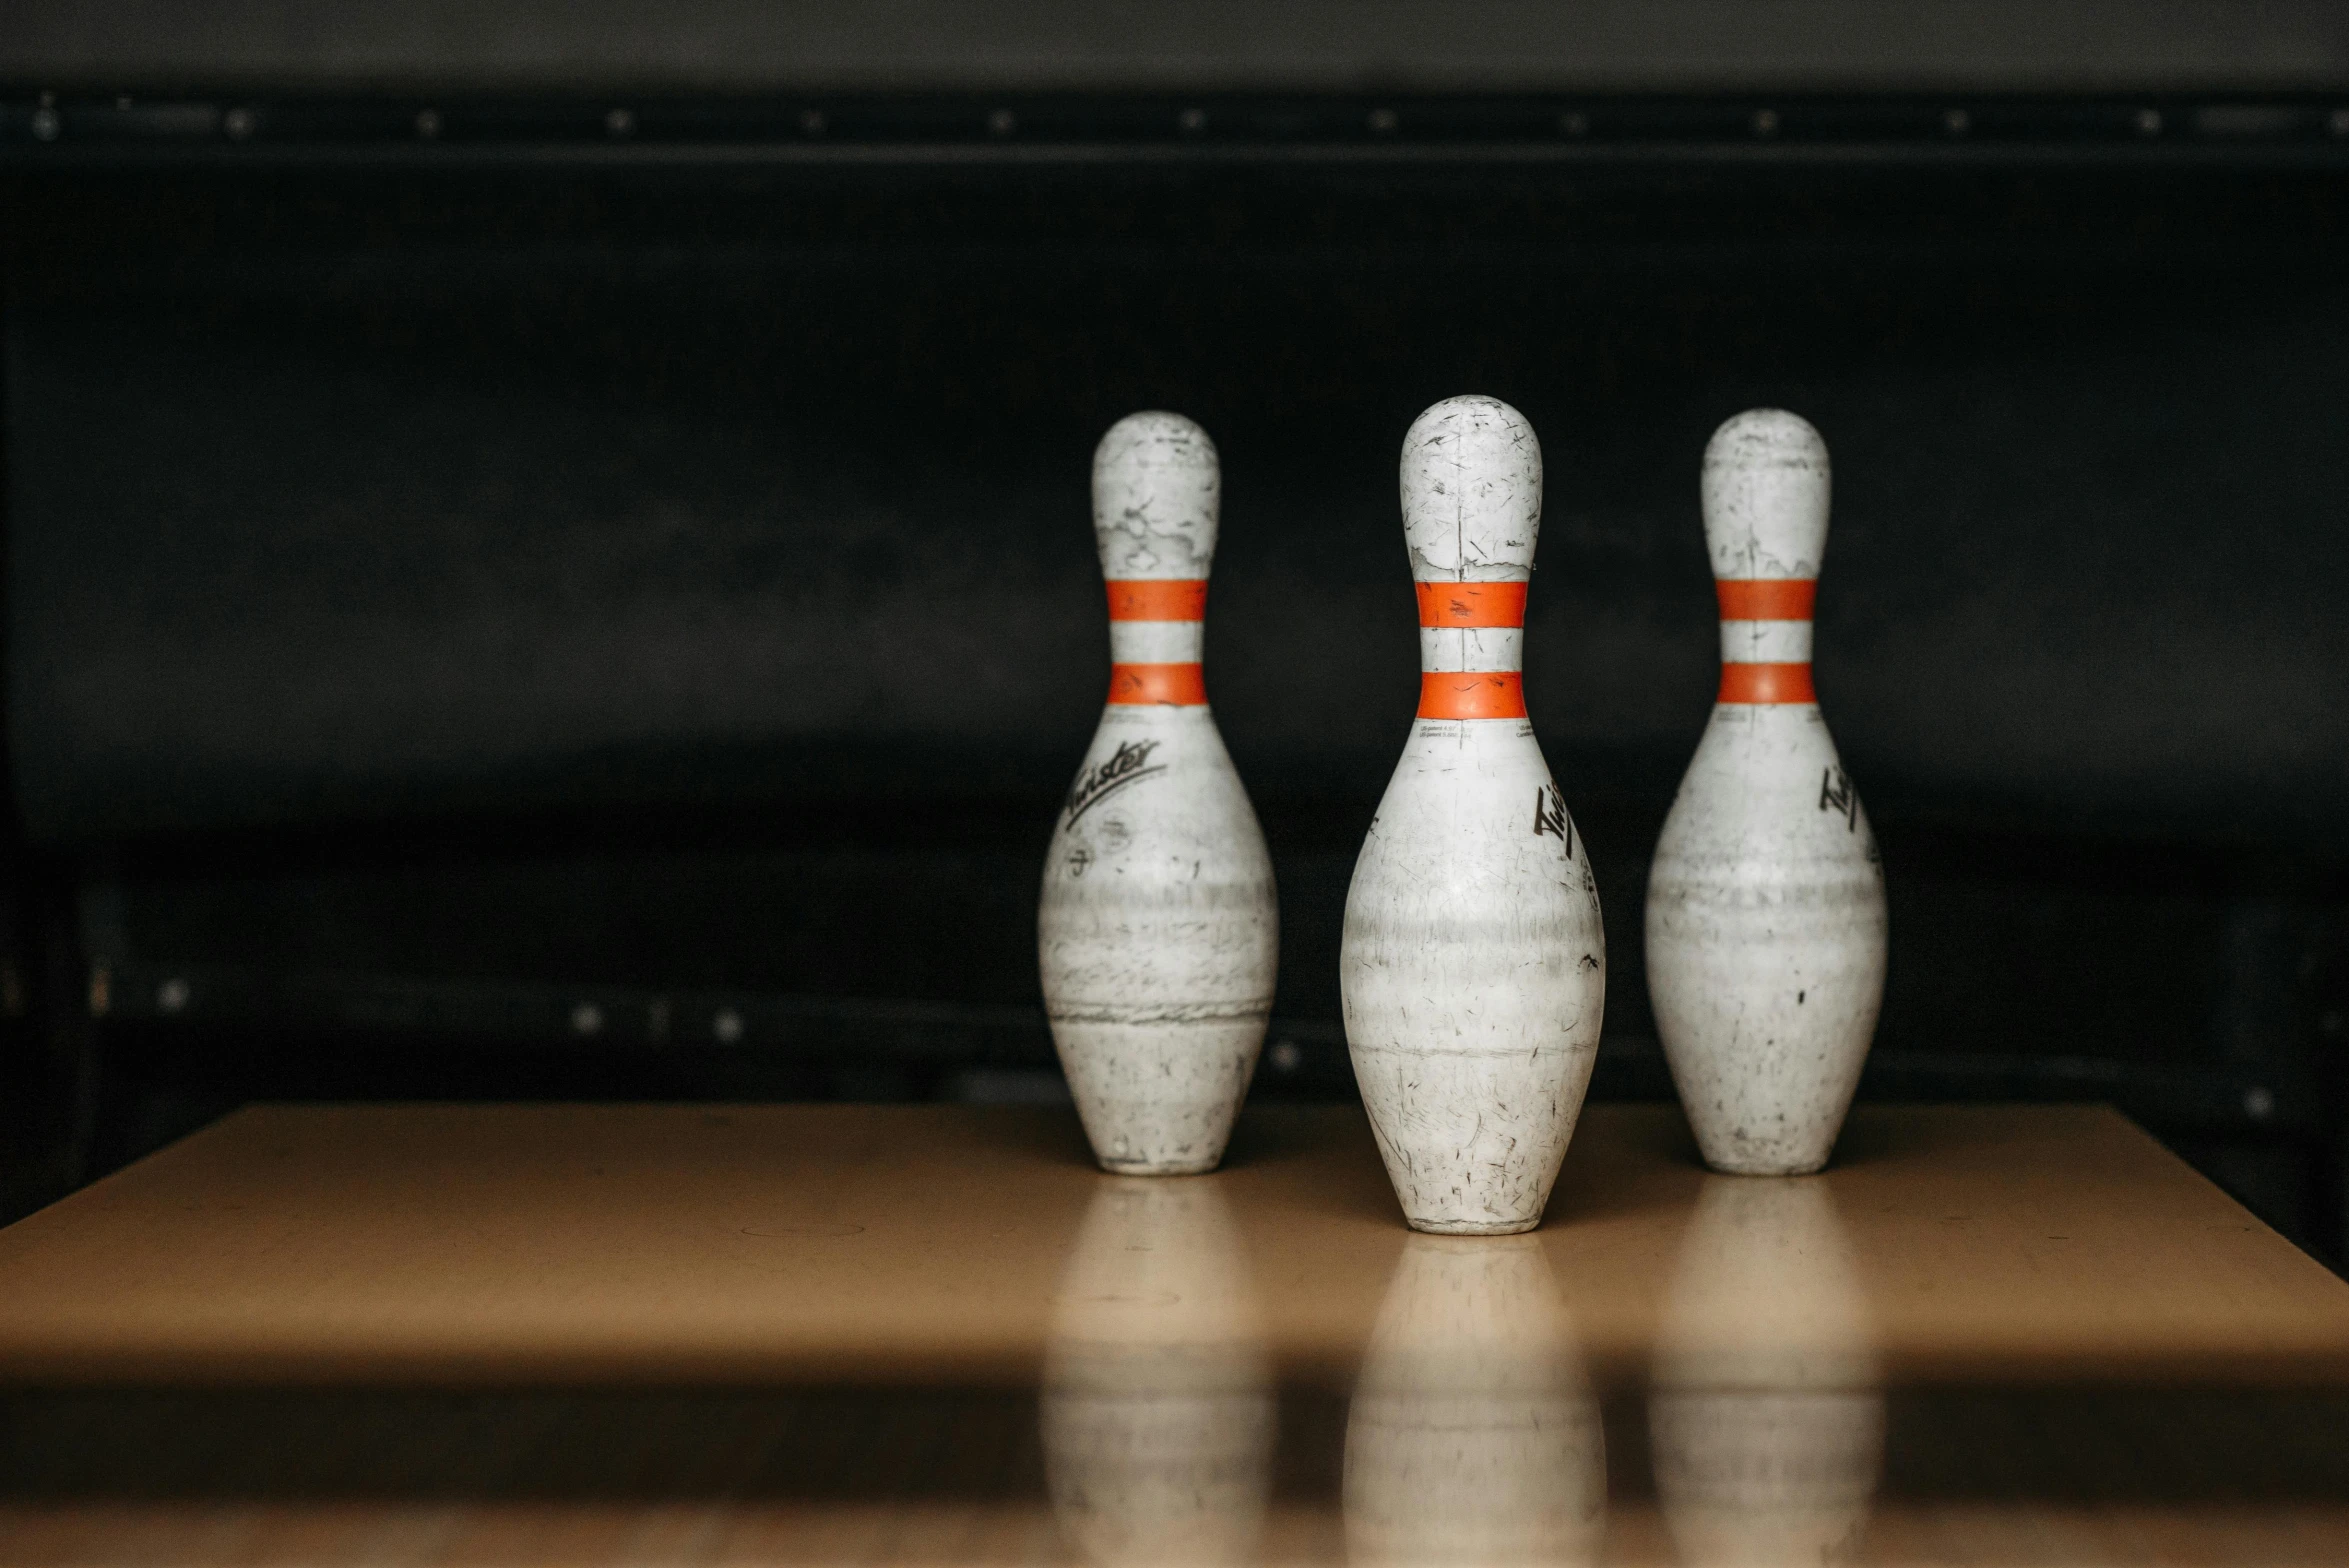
[[1414, 578, 1528, 720], [1703, 410, 1827, 710], [1398, 396, 1544, 723], [1713, 574, 1818, 707], [1106, 577, 1208, 707], [1093, 412, 1219, 580], [1093, 411, 1218, 709]]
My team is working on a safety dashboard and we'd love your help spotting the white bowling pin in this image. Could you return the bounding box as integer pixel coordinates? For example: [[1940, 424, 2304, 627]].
[[1040, 412, 1279, 1176], [1650, 1177, 1883, 1568], [1344, 1235, 1606, 1568], [1042, 1177, 1274, 1568], [1341, 395, 1607, 1235], [1647, 409, 1888, 1177]]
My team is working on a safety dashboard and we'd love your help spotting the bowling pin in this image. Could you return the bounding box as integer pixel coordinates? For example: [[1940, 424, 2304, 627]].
[[1040, 412, 1279, 1176], [1646, 409, 1888, 1176], [1341, 395, 1607, 1235]]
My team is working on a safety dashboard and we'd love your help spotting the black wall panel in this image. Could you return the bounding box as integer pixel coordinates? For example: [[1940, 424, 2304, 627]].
[[8, 160, 2349, 851]]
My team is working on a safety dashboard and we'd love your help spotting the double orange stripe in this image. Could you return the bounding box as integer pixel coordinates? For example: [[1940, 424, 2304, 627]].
[[1717, 578, 1818, 705], [1414, 579, 1530, 719], [1105, 579, 1209, 705]]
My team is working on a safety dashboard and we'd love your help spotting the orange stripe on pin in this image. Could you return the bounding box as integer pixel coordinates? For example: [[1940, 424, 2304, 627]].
[[1718, 662, 1817, 704], [1108, 662, 1208, 705], [1715, 579, 1817, 621], [1106, 580, 1208, 622], [1418, 671, 1527, 720], [1416, 581, 1528, 628]]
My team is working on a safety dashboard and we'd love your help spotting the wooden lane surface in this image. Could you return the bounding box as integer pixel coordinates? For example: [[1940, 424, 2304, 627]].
[[0, 1102, 2342, 1387], [2, 1387, 2347, 1564], [3, 1103, 2349, 1564]]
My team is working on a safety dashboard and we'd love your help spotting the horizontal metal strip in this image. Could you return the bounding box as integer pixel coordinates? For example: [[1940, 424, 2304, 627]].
[[7, 94, 2349, 157]]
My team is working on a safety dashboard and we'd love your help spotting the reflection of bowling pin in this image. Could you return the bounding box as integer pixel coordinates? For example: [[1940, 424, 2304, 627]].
[[1342, 396, 1606, 1235], [1650, 1177, 1883, 1568], [1345, 1235, 1605, 1567], [1040, 412, 1279, 1175], [1042, 1177, 1274, 1568], [1647, 410, 1888, 1177]]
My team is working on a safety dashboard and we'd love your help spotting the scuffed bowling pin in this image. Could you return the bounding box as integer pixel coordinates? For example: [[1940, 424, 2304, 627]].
[[1647, 409, 1888, 1176], [1041, 412, 1279, 1175], [1342, 396, 1607, 1234]]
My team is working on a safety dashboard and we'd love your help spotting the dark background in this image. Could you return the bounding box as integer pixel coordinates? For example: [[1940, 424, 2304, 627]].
[[2, 4, 2346, 1266]]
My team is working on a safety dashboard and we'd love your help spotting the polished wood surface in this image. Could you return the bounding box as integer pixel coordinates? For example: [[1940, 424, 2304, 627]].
[[3, 1102, 2348, 1564], [1, 1102, 2344, 1387], [3, 1384, 2345, 1566]]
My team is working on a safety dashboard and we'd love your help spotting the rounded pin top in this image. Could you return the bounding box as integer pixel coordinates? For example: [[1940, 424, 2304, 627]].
[[1400, 395, 1541, 582], [1092, 411, 1219, 580], [1701, 408, 1830, 581]]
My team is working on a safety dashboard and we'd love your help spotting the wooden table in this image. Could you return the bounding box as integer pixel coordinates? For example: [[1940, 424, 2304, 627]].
[[1, 1103, 2345, 1564]]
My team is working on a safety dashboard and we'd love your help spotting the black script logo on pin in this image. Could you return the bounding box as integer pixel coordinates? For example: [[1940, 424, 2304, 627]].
[[1066, 739, 1166, 823], [1819, 765, 1860, 830], [1532, 784, 1573, 857]]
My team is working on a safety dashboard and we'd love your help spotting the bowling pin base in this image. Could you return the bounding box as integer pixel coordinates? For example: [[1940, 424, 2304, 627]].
[[1403, 1216, 1544, 1237], [1349, 1040, 1601, 1236], [1101, 1155, 1218, 1177], [1699, 1145, 1832, 1178], [1054, 1016, 1267, 1177]]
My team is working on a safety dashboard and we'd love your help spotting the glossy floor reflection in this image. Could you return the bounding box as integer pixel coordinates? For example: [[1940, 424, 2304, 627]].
[[1043, 1178, 1274, 1567], [1346, 1236, 1605, 1567], [1650, 1177, 1883, 1567], [1, 1105, 2346, 1563]]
